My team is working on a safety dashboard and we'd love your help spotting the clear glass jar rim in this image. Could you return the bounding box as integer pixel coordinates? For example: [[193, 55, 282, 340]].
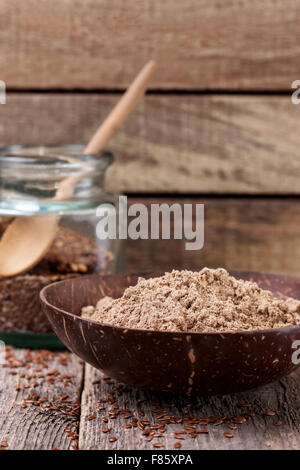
[[0, 144, 115, 216], [0, 144, 114, 170]]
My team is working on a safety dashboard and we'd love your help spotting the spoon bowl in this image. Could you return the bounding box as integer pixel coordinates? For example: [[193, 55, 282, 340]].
[[40, 271, 300, 395]]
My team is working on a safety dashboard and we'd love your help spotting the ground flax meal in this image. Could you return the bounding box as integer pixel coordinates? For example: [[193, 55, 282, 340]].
[[81, 268, 300, 333]]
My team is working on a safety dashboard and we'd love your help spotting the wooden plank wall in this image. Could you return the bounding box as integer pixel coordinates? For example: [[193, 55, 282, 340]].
[[0, 0, 300, 276], [1, 0, 300, 90]]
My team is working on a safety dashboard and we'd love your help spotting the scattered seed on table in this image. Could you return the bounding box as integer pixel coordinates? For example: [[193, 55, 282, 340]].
[[227, 424, 237, 430], [233, 416, 247, 424], [274, 421, 282, 426], [0, 441, 8, 448], [213, 419, 224, 426], [224, 432, 234, 438], [88, 415, 95, 421], [109, 437, 117, 443], [174, 442, 182, 449], [153, 443, 164, 448], [102, 427, 109, 433], [265, 411, 276, 416]]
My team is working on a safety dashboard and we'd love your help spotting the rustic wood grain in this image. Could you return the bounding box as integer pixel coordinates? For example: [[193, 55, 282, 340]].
[[0, 348, 83, 450], [79, 364, 300, 450], [1, 93, 300, 194], [126, 197, 300, 276], [1, 0, 300, 90]]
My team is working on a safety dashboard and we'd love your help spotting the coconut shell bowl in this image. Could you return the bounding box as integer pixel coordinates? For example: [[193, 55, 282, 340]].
[[40, 271, 300, 396]]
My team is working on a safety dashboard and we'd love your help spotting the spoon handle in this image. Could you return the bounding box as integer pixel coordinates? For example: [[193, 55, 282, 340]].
[[56, 61, 156, 200]]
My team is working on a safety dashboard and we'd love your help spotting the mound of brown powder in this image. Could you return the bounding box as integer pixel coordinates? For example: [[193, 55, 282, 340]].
[[81, 268, 300, 332]]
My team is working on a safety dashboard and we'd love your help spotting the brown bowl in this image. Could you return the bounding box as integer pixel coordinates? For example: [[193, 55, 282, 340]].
[[40, 271, 300, 395]]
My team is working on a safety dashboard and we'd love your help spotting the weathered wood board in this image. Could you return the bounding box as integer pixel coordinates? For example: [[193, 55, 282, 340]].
[[1, 0, 300, 90], [1, 93, 300, 194], [126, 197, 300, 277], [0, 348, 83, 450], [1, 349, 300, 450], [79, 364, 300, 450]]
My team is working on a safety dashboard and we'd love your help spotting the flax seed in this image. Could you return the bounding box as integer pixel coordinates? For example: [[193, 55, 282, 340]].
[[227, 424, 237, 430], [213, 419, 224, 426], [141, 419, 150, 426], [224, 432, 234, 438], [233, 416, 247, 424]]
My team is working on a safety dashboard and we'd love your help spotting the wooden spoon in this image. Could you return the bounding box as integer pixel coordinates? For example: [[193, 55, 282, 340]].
[[0, 60, 156, 277]]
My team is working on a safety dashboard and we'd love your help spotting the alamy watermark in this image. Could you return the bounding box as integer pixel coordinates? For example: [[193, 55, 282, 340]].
[[96, 196, 204, 251], [291, 80, 300, 104], [292, 340, 300, 364]]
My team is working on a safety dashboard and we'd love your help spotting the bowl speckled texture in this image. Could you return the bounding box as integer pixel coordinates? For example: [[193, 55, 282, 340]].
[[40, 271, 300, 395]]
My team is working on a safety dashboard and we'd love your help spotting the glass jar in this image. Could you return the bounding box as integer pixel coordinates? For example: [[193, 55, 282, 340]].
[[0, 144, 122, 348]]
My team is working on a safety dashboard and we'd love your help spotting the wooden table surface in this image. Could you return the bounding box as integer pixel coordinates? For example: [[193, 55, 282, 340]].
[[1, 347, 300, 450]]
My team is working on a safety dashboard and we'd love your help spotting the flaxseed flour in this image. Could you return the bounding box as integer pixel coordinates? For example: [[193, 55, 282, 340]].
[[81, 268, 300, 332]]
